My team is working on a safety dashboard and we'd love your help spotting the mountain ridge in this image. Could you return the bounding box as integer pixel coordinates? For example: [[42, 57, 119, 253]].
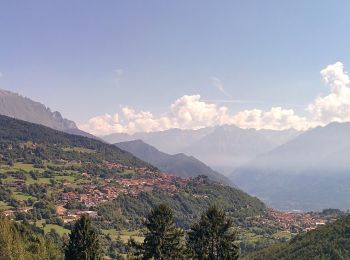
[[0, 88, 96, 139], [102, 125, 300, 174], [115, 139, 233, 185], [231, 121, 350, 211]]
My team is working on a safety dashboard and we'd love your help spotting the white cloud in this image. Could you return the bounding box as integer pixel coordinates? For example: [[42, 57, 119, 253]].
[[79, 114, 124, 136], [79, 62, 350, 135], [307, 62, 350, 125], [232, 107, 311, 131], [79, 95, 308, 135]]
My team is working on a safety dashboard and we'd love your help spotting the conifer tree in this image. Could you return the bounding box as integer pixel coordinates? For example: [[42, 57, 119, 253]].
[[65, 214, 101, 260], [132, 204, 185, 259], [187, 205, 239, 260], [0, 216, 25, 260]]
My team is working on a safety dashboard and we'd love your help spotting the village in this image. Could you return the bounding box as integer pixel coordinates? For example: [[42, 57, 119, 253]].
[[254, 208, 335, 234], [0, 159, 341, 235], [1, 160, 191, 223]]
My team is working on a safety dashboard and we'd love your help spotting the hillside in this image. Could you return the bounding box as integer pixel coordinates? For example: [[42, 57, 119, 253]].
[[115, 140, 233, 185], [0, 114, 150, 168], [244, 215, 350, 260], [0, 89, 95, 138], [231, 122, 350, 211], [0, 114, 271, 255]]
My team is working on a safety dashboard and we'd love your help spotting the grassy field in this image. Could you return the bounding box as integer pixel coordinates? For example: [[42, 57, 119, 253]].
[[13, 163, 45, 173], [62, 147, 96, 154], [102, 229, 144, 243], [12, 191, 36, 201], [35, 221, 70, 236], [0, 201, 12, 210], [54, 175, 76, 182], [238, 230, 264, 243], [273, 231, 292, 240]]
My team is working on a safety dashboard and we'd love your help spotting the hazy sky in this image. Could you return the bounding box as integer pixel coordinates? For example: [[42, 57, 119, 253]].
[[1, 1, 350, 134]]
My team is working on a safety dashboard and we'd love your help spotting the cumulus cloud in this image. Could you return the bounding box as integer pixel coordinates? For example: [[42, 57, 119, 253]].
[[79, 95, 308, 135], [79, 114, 124, 136], [79, 62, 350, 135], [232, 107, 310, 131], [307, 62, 350, 125]]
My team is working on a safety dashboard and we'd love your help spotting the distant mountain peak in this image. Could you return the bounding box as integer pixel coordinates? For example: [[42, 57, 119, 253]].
[[0, 88, 95, 139]]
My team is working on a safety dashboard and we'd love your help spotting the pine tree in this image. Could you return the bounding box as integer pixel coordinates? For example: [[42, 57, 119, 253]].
[[0, 216, 25, 260], [65, 214, 101, 260], [187, 205, 239, 260], [133, 204, 185, 259]]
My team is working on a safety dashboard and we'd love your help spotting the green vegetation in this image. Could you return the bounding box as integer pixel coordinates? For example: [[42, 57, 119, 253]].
[[102, 229, 144, 243], [35, 221, 70, 236], [0, 201, 12, 210], [0, 115, 286, 258], [99, 177, 265, 229], [0, 115, 152, 168], [0, 215, 63, 259], [129, 204, 239, 259], [244, 215, 350, 260], [129, 204, 186, 259], [65, 214, 102, 260], [187, 205, 239, 259]]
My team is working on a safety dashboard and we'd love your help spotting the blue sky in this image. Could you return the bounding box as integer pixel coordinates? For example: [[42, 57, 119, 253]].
[[1, 1, 350, 134]]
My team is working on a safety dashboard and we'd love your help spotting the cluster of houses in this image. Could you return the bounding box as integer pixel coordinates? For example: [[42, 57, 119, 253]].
[[56, 205, 98, 223], [1, 159, 191, 222], [2, 207, 31, 217], [59, 173, 190, 207], [256, 208, 328, 234]]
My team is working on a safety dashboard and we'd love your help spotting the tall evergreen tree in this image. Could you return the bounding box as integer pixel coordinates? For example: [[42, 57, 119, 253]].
[[65, 214, 101, 260], [0, 216, 25, 260], [131, 204, 185, 259], [187, 205, 239, 260]]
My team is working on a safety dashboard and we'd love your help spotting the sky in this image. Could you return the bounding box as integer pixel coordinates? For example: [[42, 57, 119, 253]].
[[1, 1, 350, 135]]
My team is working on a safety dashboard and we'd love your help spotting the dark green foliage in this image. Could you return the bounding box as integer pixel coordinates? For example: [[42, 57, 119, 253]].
[[0, 186, 12, 202], [187, 205, 239, 260], [130, 204, 186, 259], [0, 215, 63, 259], [98, 177, 265, 229], [244, 215, 350, 260], [65, 214, 102, 260]]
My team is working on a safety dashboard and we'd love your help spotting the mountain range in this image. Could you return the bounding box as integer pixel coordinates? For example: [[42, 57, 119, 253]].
[[103, 125, 300, 174], [4, 87, 350, 212], [115, 139, 233, 185], [231, 122, 350, 211]]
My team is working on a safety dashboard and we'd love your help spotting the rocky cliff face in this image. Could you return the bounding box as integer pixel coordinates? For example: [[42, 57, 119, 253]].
[[0, 89, 77, 131]]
